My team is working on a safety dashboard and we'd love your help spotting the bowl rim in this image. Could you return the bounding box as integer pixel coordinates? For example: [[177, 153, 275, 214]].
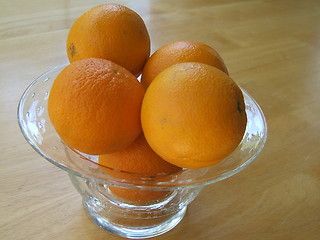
[[17, 64, 268, 190]]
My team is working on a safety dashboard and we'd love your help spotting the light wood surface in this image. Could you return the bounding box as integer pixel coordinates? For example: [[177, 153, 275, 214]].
[[1, 0, 320, 239]]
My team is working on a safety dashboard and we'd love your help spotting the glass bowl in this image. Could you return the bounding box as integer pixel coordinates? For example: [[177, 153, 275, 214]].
[[17, 65, 267, 239]]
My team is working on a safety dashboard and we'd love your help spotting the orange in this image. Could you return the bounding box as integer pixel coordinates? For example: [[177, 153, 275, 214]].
[[141, 62, 247, 169], [141, 40, 228, 88], [66, 4, 150, 76], [99, 134, 182, 202], [48, 58, 145, 155]]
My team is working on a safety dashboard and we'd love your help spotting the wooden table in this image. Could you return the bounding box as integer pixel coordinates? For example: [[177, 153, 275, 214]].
[[1, 0, 320, 239]]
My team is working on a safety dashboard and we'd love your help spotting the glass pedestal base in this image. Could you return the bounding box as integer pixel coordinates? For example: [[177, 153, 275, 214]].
[[69, 174, 200, 239], [83, 199, 186, 239]]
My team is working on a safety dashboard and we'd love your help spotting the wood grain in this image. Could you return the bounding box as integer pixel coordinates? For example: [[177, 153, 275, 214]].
[[1, 0, 320, 239]]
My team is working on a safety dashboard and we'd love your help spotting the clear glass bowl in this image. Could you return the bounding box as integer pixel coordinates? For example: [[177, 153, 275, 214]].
[[17, 65, 267, 239]]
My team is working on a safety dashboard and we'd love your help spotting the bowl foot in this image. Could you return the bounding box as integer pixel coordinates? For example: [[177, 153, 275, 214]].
[[83, 199, 186, 239]]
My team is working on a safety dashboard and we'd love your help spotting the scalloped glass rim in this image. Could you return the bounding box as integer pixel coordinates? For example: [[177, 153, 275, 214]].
[[17, 64, 267, 190]]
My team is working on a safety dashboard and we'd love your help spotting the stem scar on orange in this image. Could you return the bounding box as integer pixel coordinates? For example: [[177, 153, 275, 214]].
[[141, 62, 247, 169], [48, 58, 145, 155]]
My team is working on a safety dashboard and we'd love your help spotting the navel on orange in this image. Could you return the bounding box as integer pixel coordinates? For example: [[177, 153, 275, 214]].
[[99, 134, 182, 202], [48, 58, 145, 155], [66, 3, 150, 76], [141, 62, 247, 169], [141, 40, 228, 88]]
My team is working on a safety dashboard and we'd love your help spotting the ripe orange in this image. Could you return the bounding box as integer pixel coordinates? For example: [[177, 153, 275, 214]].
[[141, 40, 228, 88], [48, 58, 145, 155], [141, 62, 247, 169], [66, 4, 150, 76], [99, 134, 182, 202]]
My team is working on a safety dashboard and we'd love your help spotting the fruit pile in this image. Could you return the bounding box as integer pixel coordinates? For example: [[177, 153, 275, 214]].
[[48, 4, 247, 201]]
